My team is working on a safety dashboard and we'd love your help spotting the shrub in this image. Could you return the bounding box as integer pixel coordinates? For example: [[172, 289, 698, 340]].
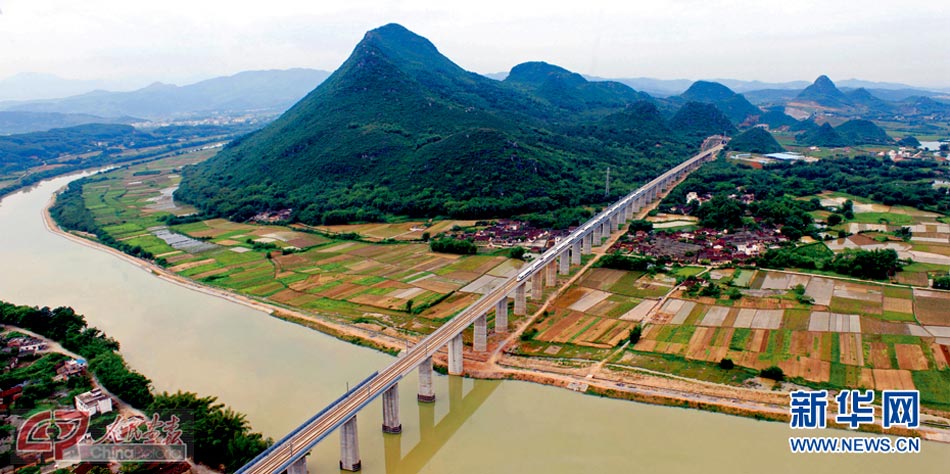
[[629, 324, 643, 345], [719, 358, 735, 370], [760, 366, 785, 381]]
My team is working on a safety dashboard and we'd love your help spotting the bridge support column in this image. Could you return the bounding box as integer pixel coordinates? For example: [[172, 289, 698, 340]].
[[558, 250, 569, 275], [417, 356, 435, 402], [531, 272, 543, 300], [473, 313, 487, 352], [340, 415, 361, 472], [582, 232, 592, 255], [571, 241, 581, 265], [544, 261, 556, 286], [447, 333, 463, 375], [382, 384, 402, 434], [287, 455, 308, 474], [513, 284, 526, 315], [600, 221, 609, 240], [495, 299, 508, 333]]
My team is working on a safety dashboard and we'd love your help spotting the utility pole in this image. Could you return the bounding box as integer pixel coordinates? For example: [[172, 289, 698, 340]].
[[605, 166, 610, 197]]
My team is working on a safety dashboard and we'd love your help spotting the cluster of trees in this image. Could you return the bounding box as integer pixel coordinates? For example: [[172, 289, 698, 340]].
[[429, 237, 477, 255], [596, 253, 655, 271], [0, 301, 271, 468], [692, 193, 816, 240], [148, 391, 271, 472], [669, 155, 950, 219], [0, 302, 149, 407], [758, 246, 901, 280]]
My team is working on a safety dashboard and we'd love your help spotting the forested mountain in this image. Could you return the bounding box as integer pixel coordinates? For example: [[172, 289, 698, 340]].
[[679, 81, 761, 124], [668, 102, 737, 139], [795, 75, 852, 109], [796, 122, 847, 147], [504, 62, 652, 111], [176, 24, 729, 224], [835, 119, 892, 145], [727, 127, 784, 154], [757, 107, 799, 129], [795, 119, 892, 147], [1, 69, 330, 119]]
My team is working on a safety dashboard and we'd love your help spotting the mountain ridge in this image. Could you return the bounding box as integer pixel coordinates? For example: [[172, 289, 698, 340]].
[[175, 24, 704, 225]]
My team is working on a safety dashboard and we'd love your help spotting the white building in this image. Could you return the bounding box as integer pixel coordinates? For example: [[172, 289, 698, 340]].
[[75, 389, 113, 416]]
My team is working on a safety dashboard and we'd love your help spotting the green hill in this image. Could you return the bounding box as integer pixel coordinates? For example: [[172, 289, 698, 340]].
[[176, 24, 714, 224], [669, 102, 737, 139], [835, 119, 892, 145], [504, 61, 650, 112], [727, 127, 784, 154], [757, 107, 799, 129], [680, 81, 761, 124], [796, 122, 847, 147]]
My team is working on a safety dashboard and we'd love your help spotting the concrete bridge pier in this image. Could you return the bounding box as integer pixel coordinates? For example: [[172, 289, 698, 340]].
[[582, 232, 592, 254], [495, 299, 508, 333], [340, 415, 361, 471], [513, 284, 526, 315], [382, 384, 402, 434], [287, 455, 308, 474], [592, 224, 602, 244], [624, 204, 633, 221], [447, 333, 464, 375], [544, 261, 556, 286], [571, 241, 581, 265], [558, 250, 569, 275], [417, 356, 436, 402], [599, 221, 609, 242], [473, 313, 487, 352], [531, 273, 543, 300]]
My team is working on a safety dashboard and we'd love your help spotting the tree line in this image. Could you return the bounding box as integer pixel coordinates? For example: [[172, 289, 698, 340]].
[[0, 301, 270, 470]]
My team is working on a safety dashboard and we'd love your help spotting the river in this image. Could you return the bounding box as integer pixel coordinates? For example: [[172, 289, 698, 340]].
[[0, 174, 947, 473]]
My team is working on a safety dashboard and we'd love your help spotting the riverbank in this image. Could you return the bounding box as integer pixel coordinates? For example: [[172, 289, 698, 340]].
[[41, 185, 950, 445]]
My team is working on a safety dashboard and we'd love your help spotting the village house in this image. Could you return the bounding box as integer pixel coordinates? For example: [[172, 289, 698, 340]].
[[54, 358, 88, 381], [75, 388, 113, 416], [5, 337, 48, 356]]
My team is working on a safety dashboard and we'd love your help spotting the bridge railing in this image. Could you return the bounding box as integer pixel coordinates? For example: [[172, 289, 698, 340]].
[[235, 371, 379, 474]]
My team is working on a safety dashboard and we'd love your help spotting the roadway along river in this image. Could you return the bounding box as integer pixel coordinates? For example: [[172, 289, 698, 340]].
[[1, 173, 948, 473]]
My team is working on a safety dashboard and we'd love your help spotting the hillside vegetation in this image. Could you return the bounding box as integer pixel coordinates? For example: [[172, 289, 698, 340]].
[[176, 24, 726, 225], [727, 127, 784, 154]]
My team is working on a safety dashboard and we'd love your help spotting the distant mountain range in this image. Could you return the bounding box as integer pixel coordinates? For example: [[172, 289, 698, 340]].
[[0, 73, 137, 102], [0, 69, 331, 124], [783, 75, 950, 120]]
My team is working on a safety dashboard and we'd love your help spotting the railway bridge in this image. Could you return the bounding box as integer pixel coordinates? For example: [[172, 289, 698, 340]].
[[237, 140, 725, 473]]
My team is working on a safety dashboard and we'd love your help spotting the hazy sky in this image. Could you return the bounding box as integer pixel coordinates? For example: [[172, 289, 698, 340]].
[[1, 0, 948, 89]]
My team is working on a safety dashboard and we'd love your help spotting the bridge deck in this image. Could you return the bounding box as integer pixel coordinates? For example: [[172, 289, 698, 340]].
[[237, 144, 722, 473]]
